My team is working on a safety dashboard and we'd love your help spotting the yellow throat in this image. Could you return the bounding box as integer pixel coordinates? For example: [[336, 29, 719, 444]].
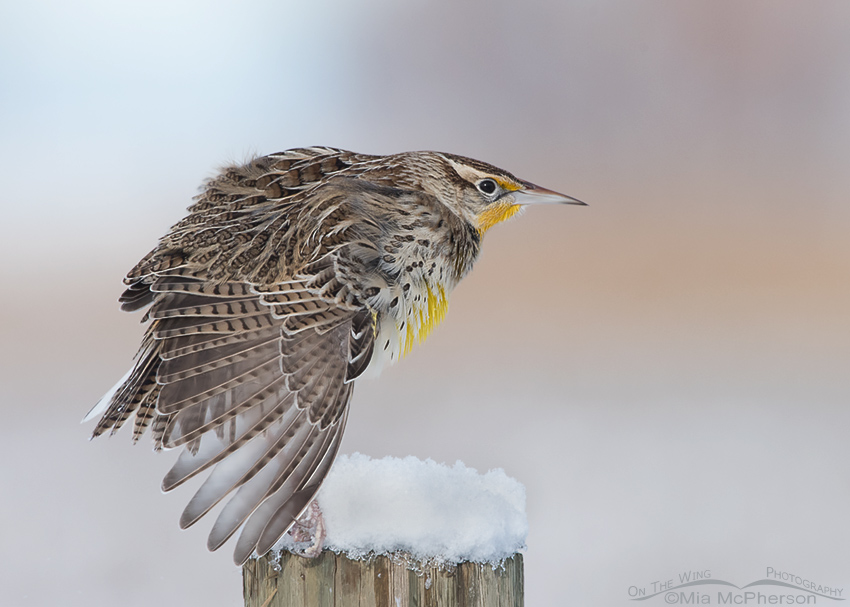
[[477, 201, 523, 235]]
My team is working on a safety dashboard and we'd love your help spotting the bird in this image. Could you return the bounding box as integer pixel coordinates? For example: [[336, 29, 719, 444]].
[[85, 146, 585, 565]]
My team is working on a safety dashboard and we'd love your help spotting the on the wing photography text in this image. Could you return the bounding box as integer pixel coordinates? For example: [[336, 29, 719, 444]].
[[628, 568, 844, 604]]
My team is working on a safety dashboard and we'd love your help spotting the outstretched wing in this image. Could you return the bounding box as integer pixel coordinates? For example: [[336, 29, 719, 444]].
[[90, 274, 374, 564]]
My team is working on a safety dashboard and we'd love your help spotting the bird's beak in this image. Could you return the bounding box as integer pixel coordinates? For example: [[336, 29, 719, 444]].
[[514, 181, 587, 206]]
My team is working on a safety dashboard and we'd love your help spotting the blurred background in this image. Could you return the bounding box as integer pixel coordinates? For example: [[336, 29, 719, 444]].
[[2, 1, 849, 605]]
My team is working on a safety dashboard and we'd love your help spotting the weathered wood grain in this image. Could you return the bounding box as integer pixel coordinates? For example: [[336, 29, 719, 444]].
[[243, 552, 523, 607]]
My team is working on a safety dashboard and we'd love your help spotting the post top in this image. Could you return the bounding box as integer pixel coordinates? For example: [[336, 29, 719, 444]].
[[274, 453, 527, 565]]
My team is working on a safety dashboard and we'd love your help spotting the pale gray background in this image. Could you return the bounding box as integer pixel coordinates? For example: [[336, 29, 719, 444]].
[[2, 1, 849, 605]]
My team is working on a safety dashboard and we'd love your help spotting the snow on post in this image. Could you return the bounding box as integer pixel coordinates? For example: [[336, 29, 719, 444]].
[[242, 454, 527, 607]]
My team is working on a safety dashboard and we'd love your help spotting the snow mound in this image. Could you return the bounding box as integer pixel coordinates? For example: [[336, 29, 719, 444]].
[[308, 453, 527, 565]]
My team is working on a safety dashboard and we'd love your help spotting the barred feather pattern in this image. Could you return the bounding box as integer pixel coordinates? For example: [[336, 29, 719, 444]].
[[88, 146, 547, 564], [95, 275, 366, 563]]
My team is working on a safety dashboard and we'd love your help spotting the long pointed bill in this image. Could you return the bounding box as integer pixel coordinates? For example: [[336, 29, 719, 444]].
[[514, 181, 587, 206]]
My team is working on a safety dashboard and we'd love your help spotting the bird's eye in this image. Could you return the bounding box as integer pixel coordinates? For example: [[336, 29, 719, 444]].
[[477, 179, 498, 195]]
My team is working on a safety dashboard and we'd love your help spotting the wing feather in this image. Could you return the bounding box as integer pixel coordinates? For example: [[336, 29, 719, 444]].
[[153, 310, 274, 339], [157, 333, 279, 381], [179, 413, 311, 528], [161, 375, 286, 449], [160, 327, 275, 360], [232, 416, 345, 564], [161, 393, 297, 491], [150, 296, 260, 320], [151, 278, 254, 298], [92, 188, 379, 556], [157, 356, 280, 414], [206, 423, 327, 552]]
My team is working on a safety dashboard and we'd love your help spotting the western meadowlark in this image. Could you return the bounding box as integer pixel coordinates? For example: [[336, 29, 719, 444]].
[[86, 147, 584, 564]]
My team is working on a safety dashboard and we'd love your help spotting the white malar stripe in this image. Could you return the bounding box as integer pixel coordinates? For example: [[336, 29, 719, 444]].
[[82, 366, 134, 423]]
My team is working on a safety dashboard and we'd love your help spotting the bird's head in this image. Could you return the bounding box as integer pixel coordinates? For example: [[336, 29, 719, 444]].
[[392, 151, 586, 236]]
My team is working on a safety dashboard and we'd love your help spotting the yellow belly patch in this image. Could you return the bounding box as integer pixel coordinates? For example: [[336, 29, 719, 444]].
[[477, 201, 522, 235], [402, 283, 448, 356]]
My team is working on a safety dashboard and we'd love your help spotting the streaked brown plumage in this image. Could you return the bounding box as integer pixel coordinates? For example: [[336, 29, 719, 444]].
[[87, 147, 584, 564]]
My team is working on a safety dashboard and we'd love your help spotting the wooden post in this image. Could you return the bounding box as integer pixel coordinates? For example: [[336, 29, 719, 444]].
[[242, 550, 524, 607]]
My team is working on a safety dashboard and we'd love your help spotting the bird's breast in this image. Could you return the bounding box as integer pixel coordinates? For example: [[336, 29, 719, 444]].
[[362, 266, 452, 378], [354, 207, 478, 377]]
